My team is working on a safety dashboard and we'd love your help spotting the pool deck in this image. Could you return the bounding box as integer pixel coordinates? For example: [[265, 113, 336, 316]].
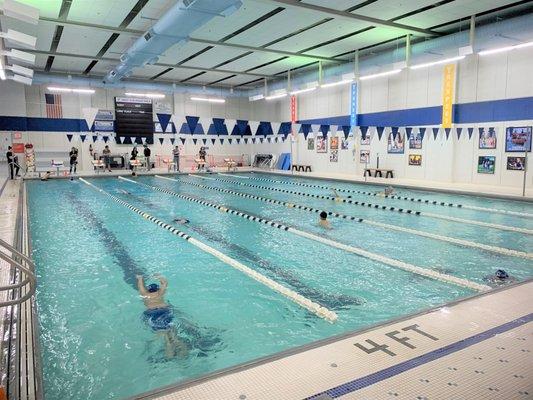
[[134, 281, 533, 400]]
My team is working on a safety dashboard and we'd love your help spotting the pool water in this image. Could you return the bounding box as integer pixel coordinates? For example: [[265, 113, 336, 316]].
[[27, 173, 533, 399]]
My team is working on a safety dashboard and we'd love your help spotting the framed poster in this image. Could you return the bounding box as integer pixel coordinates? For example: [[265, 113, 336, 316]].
[[505, 126, 532, 152], [506, 156, 525, 171], [316, 136, 327, 153], [409, 132, 422, 149], [479, 127, 497, 149], [360, 135, 370, 145], [409, 154, 422, 166], [477, 156, 495, 174], [330, 136, 339, 150], [341, 139, 349, 150], [387, 132, 404, 154], [330, 150, 338, 162], [360, 150, 370, 163], [307, 137, 314, 150]]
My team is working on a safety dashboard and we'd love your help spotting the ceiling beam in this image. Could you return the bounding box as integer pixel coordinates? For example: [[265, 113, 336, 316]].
[[250, 0, 441, 37], [39, 17, 348, 63], [26, 49, 276, 78]]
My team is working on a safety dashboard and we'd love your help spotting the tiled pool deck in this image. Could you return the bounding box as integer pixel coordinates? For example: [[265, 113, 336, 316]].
[[132, 281, 532, 400]]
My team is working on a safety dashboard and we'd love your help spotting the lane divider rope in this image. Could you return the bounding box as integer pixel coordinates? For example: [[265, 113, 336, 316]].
[[218, 173, 249, 179], [198, 175, 533, 235], [151, 175, 490, 292], [240, 173, 533, 219], [169, 176, 533, 260], [80, 177, 338, 323]]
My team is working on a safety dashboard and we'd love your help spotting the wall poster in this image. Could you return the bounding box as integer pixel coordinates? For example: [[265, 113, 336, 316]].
[[387, 132, 404, 154], [330, 136, 339, 150], [360, 150, 370, 163], [307, 137, 314, 150], [479, 127, 497, 149], [507, 156, 525, 171], [505, 126, 532, 152], [330, 150, 338, 162], [316, 136, 327, 153], [478, 156, 496, 174], [409, 154, 422, 166]]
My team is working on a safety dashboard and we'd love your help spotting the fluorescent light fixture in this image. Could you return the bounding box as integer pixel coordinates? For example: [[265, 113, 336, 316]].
[[320, 79, 353, 88], [11, 74, 32, 85], [48, 87, 95, 94], [249, 93, 264, 102], [190, 96, 225, 103], [290, 86, 317, 95], [0, 64, 5, 81], [0, 30, 37, 49], [478, 40, 533, 56], [4, 49, 35, 64], [1, 0, 39, 25], [125, 92, 165, 98], [360, 69, 401, 81], [265, 93, 287, 100], [7, 64, 33, 78], [410, 55, 465, 70]]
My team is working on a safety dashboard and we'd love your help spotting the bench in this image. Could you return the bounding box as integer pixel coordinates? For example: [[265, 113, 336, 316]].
[[291, 164, 312, 172], [364, 168, 394, 178]]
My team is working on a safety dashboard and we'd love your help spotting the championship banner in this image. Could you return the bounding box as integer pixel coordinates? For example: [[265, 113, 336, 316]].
[[441, 64, 455, 129], [290, 95, 297, 137], [350, 83, 358, 127]]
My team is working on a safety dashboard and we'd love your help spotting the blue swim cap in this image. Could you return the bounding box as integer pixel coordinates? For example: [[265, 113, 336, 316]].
[[147, 283, 159, 293], [495, 269, 509, 279]]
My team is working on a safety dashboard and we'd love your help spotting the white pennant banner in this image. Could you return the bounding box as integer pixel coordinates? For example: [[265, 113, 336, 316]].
[[248, 121, 260, 136], [82, 107, 99, 130], [224, 119, 236, 135], [270, 122, 281, 135]]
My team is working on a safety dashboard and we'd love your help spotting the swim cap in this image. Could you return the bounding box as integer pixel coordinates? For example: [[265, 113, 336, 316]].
[[320, 211, 328, 219], [495, 269, 509, 279], [147, 283, 159, 293]]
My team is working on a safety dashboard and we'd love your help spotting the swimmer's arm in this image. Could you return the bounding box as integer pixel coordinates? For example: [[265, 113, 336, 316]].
[[159, 276, 168, 294], [136, 275, 148, 295]]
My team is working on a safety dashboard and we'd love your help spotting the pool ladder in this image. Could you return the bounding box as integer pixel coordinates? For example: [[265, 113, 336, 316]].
[[0, 237, 36, 308]]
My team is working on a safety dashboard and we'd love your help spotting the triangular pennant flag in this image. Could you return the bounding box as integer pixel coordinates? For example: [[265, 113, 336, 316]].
[[186, 116, 200, 134], [468, 127, 474, 139], [198, 117, 211, 135], [292, 124, 301, 136], [391, 127, 399, 141], [171, 115, 184, 133], [66, 134, 73, 142], [119, 136, 125, 144], [228, 138, 233, 144], [478, 127, 484, 138], [92, 135, 98, 143], [267, 137, 272, 143], [311, 124, 320, 133], [158, 138, 164, 145], [270, 122, 281, 136], [248, 121, 260, 136], [376, 127, 385, 141], [303, 130, 310, 139], [202, 138, 207, 145], [320, 125, 329, 136], [211, 138, 217, 145], [445, 128, 451, 140], [360, 126, 369, 140], [180, 138, 186, 145], [244, 138, 249, 144], [457, 127, 463, 139], [432, 127, 439, 140], [338, 126, 350, 140], [103, 136, 109, 143], [260, 138, 264, 143], [82, 107, 99, 131], [252, 138, 256, 144], [192, 138, 198, 145], [405, 127, 412, 137], [236, 138, 241, 144], [170, 138, 175, 145], [141, 137, 146, 144], [219, 138, 224, 145], [419, 128, 426, 142], [157, 113, 172, 133], [80, 135, 87, 143], [224, 119, 236, 136]]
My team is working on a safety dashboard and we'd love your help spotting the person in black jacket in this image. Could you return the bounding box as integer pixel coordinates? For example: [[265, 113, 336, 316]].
[[144, 144, 151, 171], [6, 146, 20, 179], [69, 147, 78, 174]]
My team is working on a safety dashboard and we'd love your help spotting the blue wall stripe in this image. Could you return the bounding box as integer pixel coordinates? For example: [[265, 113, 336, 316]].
[[305, 312, 533, 399], [1, 96, 532, 132]]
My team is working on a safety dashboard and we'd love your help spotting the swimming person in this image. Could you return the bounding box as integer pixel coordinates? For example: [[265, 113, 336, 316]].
[[40, 171, 51, 181], [378, 186, 395, 197], [483, 269, 517, 287], [174, 218, 190, 224], [136, 274, 188, 358], [318, 211, 332, 229], [332, 189, 343, 203]]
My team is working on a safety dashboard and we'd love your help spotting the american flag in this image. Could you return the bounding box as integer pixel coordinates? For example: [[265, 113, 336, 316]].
[[45, 94, 62, 118]]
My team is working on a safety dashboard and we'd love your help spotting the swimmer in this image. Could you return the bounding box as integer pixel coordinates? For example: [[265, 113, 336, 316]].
[[483, 269, 517, 286], [174, 218, 190, 224], [318, 211, 332, 230], [378, 186, 395, 197], [117, 189, 130, 195], [332, 189, 343, 203], [40, 171, 51, 181], [132, 171, 137, 177], [136, 275, 188, 358]]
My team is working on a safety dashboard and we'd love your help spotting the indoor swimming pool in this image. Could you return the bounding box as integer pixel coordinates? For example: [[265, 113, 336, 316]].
[[26, 173, 533, 400]]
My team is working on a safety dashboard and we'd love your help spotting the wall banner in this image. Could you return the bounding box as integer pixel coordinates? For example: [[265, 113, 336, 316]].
[[350, 83, 358, 127], [441, 63, 455, 128]]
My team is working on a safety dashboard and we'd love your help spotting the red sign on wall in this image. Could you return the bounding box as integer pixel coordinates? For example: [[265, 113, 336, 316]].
[[12, 143, 25, 153]]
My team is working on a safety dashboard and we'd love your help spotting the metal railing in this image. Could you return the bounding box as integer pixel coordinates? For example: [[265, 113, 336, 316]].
[[0, 238, 36, 307]]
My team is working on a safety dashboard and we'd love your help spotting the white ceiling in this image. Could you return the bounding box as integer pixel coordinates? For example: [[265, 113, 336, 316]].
[[1, 0, 530, 88]]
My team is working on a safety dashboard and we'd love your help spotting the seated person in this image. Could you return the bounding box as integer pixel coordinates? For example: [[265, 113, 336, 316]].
[[136, 275, 187, 358], [40, 171, 52, 181], [318, 211, 332, 230], [483, 269, 517, 286]]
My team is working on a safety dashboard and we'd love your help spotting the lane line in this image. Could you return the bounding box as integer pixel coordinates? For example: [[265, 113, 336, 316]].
[[176, 176, 533, 260], [79, 178, 338, 323], [218, 173, 249, 179], [148, 175, 489, 292], [243, 173, 533, 219], [201, 175, 533, 235]]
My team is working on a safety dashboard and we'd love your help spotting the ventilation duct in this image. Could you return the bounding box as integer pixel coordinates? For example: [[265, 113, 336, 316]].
[[104, 0, 243, 83]]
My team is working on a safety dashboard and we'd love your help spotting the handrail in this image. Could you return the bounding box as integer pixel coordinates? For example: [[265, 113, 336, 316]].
[[0, 237, 36, 307]]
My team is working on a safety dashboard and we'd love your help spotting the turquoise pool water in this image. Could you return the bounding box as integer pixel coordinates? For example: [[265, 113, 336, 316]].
[[27, 173, 533, 399]]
